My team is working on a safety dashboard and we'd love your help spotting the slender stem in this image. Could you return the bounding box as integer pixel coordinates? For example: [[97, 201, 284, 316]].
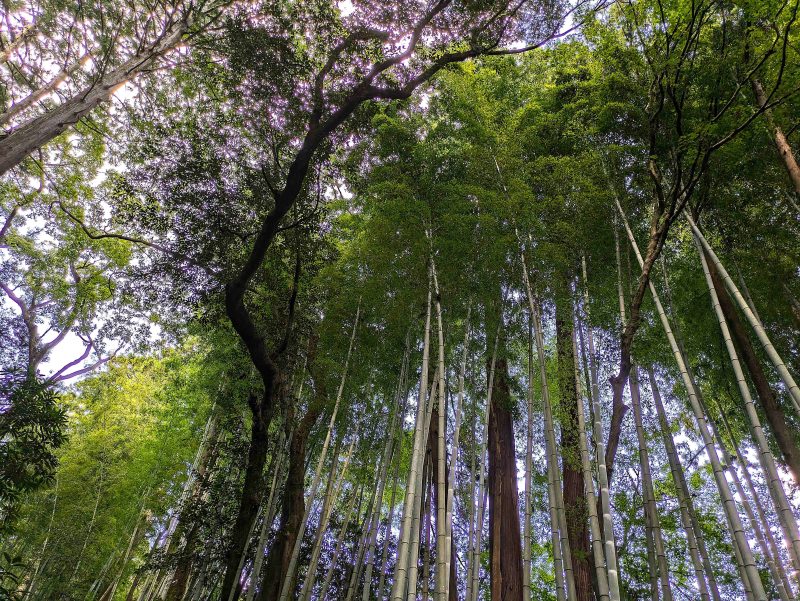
[[617, 201, 767, 600]]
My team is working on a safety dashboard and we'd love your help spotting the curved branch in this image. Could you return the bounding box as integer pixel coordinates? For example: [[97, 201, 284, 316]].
[[54, 201, 218, 277]]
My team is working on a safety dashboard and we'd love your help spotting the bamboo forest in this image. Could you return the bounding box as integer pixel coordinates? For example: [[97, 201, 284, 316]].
[[4, 0, 800, 600]]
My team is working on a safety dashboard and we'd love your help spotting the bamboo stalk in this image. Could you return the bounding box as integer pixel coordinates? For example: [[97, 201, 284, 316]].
[[580, 256, 621, 601], [430, 258, 449, 601], [378, 334, 412, 599], [617, 200, 768, 601], [467, 325, 500, 601], [685, 213, 800, 415], [445, 306, 472, 600], [571, 325, 610, 601], [318, 485, 364, 601], [523, 274, 574, 601], [300, 435, 355, 601], [361, 347, 412, 601], [391, 285, 433, 601], [695, 234, 800, 586], [629, 368, 673, 601], [649, 366, 719, 601], [406, 366, 440, 601], [523, 317, 534, 599], [717, 410, 795, 601]]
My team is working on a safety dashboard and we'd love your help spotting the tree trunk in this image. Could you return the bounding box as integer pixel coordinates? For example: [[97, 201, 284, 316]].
[[258, 403, 319, 601], [705, 250, 800, 486], [0, 23, 37, 64], [556, 295, 592, 601], [751, 77, 800, 196], [487, 351, 524, 601], [0, 20, 190, 175], [0, 53, 92, 127], [605, 221, 631, 491], [271, 304, 359, 601], [221, 378, 281, 600]]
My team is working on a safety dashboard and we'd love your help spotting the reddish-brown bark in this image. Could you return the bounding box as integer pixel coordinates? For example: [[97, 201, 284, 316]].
[[556, 299, 593, 601], [488, 353, 524, 601]]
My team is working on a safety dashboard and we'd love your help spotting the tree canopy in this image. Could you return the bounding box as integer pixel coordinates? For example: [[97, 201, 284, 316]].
[[2, 1, 800, 600]]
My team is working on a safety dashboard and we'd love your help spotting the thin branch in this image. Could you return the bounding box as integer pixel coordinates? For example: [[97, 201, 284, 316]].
[[54, 201, 219, 277]]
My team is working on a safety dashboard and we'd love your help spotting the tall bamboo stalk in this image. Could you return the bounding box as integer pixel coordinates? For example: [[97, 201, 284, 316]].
[[647, 367, 720, 601], [465, 371, 479, 601], [699, 385, 785, 601], [246, 429, 289, 601], [430, 258, 449, 601], [278, 302, 361, 601], [685, 213, 800, 415], [629, 368, 673, 601], [523, 318, 534, 599], [580, 256, 621, 601], [318, 485, 363, 601], [571, 326, 611, 601], [466, 327, 500, 601], [445, 306, 472, 600], [520, 255, 575, 601], [423, 470, 433, 601], [300, 435, 355, 601], [391, 285, 433, 601], [379, 448, 403, 600], [406, 367, 440, 601], [695, 233, 800, 585], [544, 397, 567, 601], [96, 498, 148, 601], [617, 200, 768, 601], [378, 335, 412, 600], [23, 474, 59, 600], [346, 456, 383, 601], [361, 353, 412, 601], [717, 409, 795, 601]]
